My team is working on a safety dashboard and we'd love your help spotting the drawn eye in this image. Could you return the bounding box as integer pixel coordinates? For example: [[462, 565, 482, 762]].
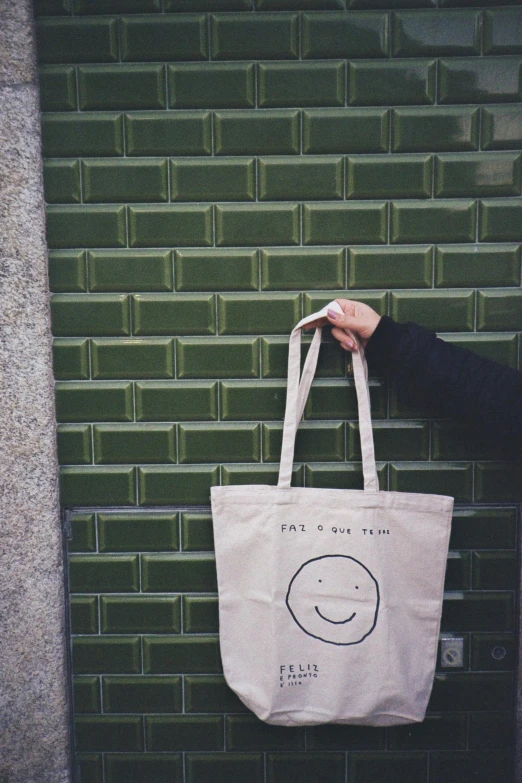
[[318, 579, 322, 583], [355, 586, 359, 589]]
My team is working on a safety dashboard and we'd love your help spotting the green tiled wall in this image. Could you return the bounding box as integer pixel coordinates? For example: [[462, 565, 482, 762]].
[[35, 0, 520, 780]]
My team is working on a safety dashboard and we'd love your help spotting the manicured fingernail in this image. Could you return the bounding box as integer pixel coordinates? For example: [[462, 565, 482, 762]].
[[343, 340, 353, 350], [327, 309, 338, 320]]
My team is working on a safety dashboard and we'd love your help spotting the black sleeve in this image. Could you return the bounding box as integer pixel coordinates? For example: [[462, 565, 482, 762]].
[[365, 315, 522, 460]]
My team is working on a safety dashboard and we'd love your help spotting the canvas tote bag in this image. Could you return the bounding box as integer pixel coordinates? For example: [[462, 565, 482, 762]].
[[211, 301, 454, 727]]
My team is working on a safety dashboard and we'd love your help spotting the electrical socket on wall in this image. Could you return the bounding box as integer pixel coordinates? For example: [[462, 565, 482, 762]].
[[440, 637, 464, 669]]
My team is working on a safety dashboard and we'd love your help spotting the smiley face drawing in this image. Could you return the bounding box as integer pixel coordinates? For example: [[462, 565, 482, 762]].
[[285, 555, 380, 646]]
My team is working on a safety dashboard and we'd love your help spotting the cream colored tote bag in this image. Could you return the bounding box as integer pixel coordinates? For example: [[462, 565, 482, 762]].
[[211, 301, 454, 727]]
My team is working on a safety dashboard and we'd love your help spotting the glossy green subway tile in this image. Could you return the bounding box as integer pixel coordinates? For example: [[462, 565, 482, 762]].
[[121, 15, 207, 62], [303, 108, 389, 154], [132, 294, 215, 335], [444, 551, 472, 591], [348, 421, 429, 461], [215, 110, 300, 155], [138, 465, 219, 504], [227, 716, 303, 752], [99, 512, 179, 552], [392, 10, 480, 56], [78, 64, 166, 110], [435, 153, 521, 197], [217, 293, 301, 335], [439, 57, 522, 104], [262, 336, 345, 378], [484, 8, 522, 55], [475, 462, 522, 503], [471, 633, 516, 672], [142, 553, 217, 592], [268, 753, 345, 782], [441, 592, 514, 633], [128, 205, 213, 248], [389, 462, 472, 501], [450, 508, 517, 550], [73, 677, 101, 714], [49, 251, 87, 294], [482, 106, 522, 151], [430, 751, 513, 783], [304, 202, 387, 245], [472, 552, 517, 591], [43, 160, 80, 204], [349, 59, 435, 105], [388, 714, 467, 751], [93, 423, 176, 464], [349, 752, 426, 783], [307, 724, 385, 751], [179, 423, 260, 463], [479, 199, 522, 242], [168, 0, 251, 8], [263, 422, 344, 462], [72, 637, 141, 674], [60, 466, 136, 505], [211, 13, 298, 59], [186, 754, 264, 783], [221, 464, 304, 486], [53, 339, 89, 380], [181, 512, 214, 552], [88, 250, 172, 293], [443, 333, 518, 368], [34, 0, 71, 14], [348, 246, 432, 288], [146, 715, 223, 751], [183, 596, 219, 633], [477, 290, 522, 331], [126, 111, 211, 156], [261, 248, 344, 291], [91, 339, 174, 379], [305, 379, 387, 420], [46, 206, 126, 249], [302, 11, 387, 58], [177, 337, 260, 378], [347, 154, 432, 198], [36, 17, 118, 63], [101, 596, 180, 633], [304, 291, 387, 316], [220, 381, 286, 421], [305, 462, 388, 491], [105, 755, 182, 783], [57, 424, 92, 465], [144, 636, 221, 674], [392, 107, 479, 152], [75, 0, 162, 10], [259, 156, 343, 201], [55, 382, 133, 422], [82, 159, 168, 203], [69, 554, 138, 593], [216, 204, 300, 247], [171, 158, 255, 202], [103, 675, 182, 712], [435, 245, 521, 287], [71, 596, 98, 634], [469, 713, 513, 750], [75, 716, 143, 752], [136, 381, 218, 422], [390, 290, 474, 331], [432, 421, 508, 461], [184, 675, 248, 713], [429, 672, 513, 712], [68, 512, 96, 553], [391, 200, 476, 244], [259, 61, 345, 107], [41, 113, 123, 157], [51, 294, 130, 337], [258, 0, 344, 7], [169, 63, 254, 109], [175, 250, 258, 292]]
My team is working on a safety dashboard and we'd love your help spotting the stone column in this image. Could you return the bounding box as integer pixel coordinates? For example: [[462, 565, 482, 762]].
[[0, 1, 73, 780]]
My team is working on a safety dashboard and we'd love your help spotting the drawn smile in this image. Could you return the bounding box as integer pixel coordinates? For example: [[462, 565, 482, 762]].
[[314, 606, 356, 625]]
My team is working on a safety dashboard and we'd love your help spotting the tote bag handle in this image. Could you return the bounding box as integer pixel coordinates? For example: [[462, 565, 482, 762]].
[[278, 302, 379, 492]]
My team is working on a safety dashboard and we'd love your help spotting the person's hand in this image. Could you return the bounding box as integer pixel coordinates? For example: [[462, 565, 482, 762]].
[[324, 299, 381, 352]]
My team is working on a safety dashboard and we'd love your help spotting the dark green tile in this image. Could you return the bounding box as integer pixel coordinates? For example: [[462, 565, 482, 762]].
[[430, 751, 513, 783], [471, 633, 516, 672], [472, 551, 517, 590], [211, 13, 298, 59], [49, 251, 87, 294], [177, 337, 260, 378], [350, 59, 435, 105], [103, 676, 181, 712], [74, 676, 101, 714], [432, 421, 508, 461], [444, 551, 472, 591], [88, 250, 172, 293], [121, 15, 207, 61], [263, 422, 344, 462], [216, 204, 300, 247], [443, 333, 518, 368], [101, 597, 180, 634], [435, 153, 521, 197], [484, 8, 522, 54], [477, 290, 522, 331], [305, 462, 388, 491], [93, 423, 176, 464], [146, 716, 223, 751], [350, 0, 436, 6], [348, 421, 429, 461], [99, 512, 178, 552], [217, 293, 301, 335], [391, 200, 476, 243], [392, 106, 479, 152], [441, 592, 514, 632], [306, 724, 385, 751], [449, 508, 517, 551], [41, 112, 123, 157], [215, 110, 300, 155], [69, 554, 138, 593], [350, 752, 427, 783], [259, 0, 344, 7], [475, 462, 522, 503], [186, 754, 263, 783], [51, 294, 130, 337], [479, 199, 522, 242], [75, 753, 104, 783], [304, 108, 388, 154], [46, 206, 126, 249], [78, 64, 166, 110], [75, 0, 162, 10], [268, 752, 345, 782], [179, 423, 260, 463], [259, 156, 343, 201], [259, 61, 345, 108], [83, 159, 168, 203], [142, 553, 217, 592], [34, 0, 71, 14], [469, 713, 513, 750], [53, 339, 89, 380], [136, 381, 218, 422], [55, 382, 133, 422], [43, 159, 81, 204], [439, 57, 522, 104], [138, 466, 219, 504], [183, 596, 219, 633], [144, 636, 221, 674], [181, 513, 214, 552], [482, 106, 522, 151], [68, 512, 96, 553], [435, 244, 520, 287], [167, 0, 251, 8], [175, 250, 258, 292], [389, 462, 472, 501], [305, 291, 388, 316], [36, 17, 118, 63], [57, 424, 92, 465], [304, 202, 387, 244], [347, 154, 432, 198], [184, 675, 248, 713], [171, 158, 254, 202], [128, 205, 213, 248], [390, 290, 474, 331], [92, 339, 174, 379], [60, 466, 136, 505], [126, 111, 211, 156], [169, 63, 254, 109], [105, 754, 182, 783], [303, 11, 387, 58], [221, 464, 304, 486], [261, 248, 345, 291], [132, 294, 215, 335], [393, 10, 480, 56], [228, 716, 304, 751], [349, 246, 432, 288], [71, 596, 98, 634], [72, 637, 141, 675], [261, 336, 345, 379], [75, 716, 142, 752], [220, 381, 286, 421], [305, 379, 387, 420], [388, 714, 467, 751]]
